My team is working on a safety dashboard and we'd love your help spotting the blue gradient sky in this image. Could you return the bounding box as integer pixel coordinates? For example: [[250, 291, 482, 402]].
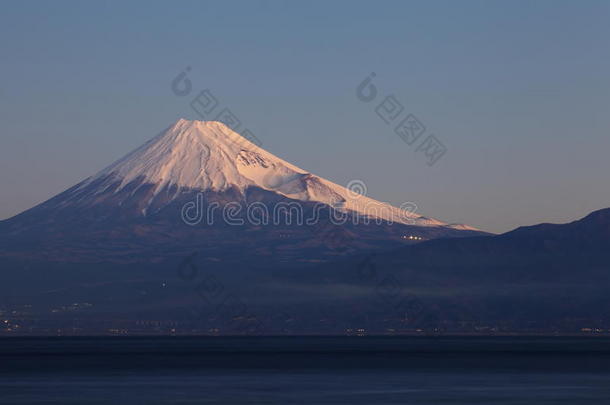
[[1, 0, 609, 233]]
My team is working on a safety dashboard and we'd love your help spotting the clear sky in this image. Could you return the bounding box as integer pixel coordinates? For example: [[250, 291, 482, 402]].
[[1, 0, 609, 233]]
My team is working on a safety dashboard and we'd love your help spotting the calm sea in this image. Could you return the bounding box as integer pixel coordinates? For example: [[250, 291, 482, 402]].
[[1, 336, 610, 404]]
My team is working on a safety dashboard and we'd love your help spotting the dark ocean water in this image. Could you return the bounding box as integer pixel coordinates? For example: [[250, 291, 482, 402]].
[[1, 336, 610, 404]]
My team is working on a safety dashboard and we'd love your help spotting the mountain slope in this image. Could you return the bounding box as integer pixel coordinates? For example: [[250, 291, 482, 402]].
[[0, 119, 484, 265], [272, 208, 610, 332], [379, 207, 610, 272], [52, 119, 469, 227], [1, 119, 606, 334], [2, 207, 607, 335]]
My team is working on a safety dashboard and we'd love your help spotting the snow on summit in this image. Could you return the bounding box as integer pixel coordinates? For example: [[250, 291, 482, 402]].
[[91, 119, 273, 192], [80, 119, 475, 229]]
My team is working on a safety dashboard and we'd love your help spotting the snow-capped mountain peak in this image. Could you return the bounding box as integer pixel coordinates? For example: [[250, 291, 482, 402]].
[[77, 119, 476, 229]]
